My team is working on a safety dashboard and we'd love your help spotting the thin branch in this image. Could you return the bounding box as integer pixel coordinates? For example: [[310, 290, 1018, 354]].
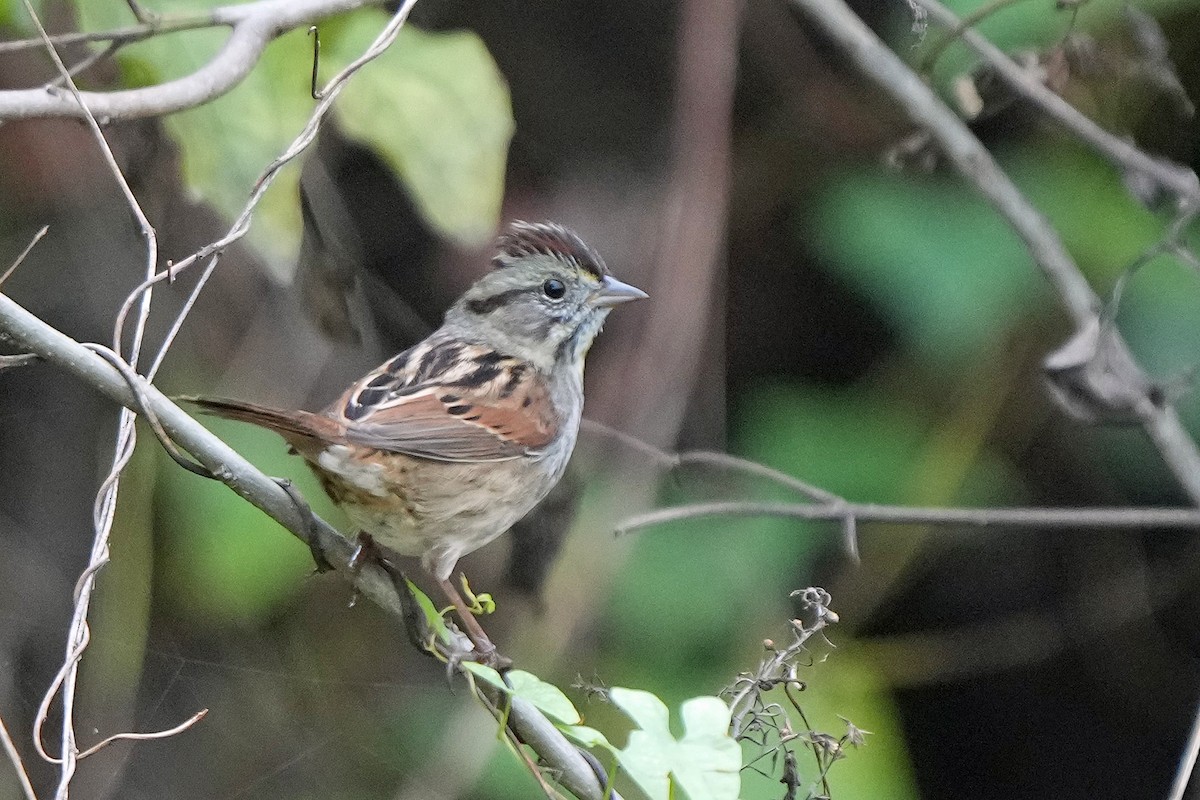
[[0, 225, 47, 288], [75, 709, 208, 759], [0, 713, 36, 800], [581, 418, 838, 503], [0, 15, 213, 54], [42, 41, 122, 89], [1169, 697, 1200, 800], [617, 500, 1200, 536], [909, 0, 1200, 203], [0, 291, 615, 800], [0, 0, 381, 122], [916, 0, 1025, 75]]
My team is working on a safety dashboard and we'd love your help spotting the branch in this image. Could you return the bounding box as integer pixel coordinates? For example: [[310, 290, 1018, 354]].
[[617, 500, 1200, 536], [790, 0, 1200, 507], [910, 0, 1200, 204], [0, 292, 613, 800], [0, 0, 380, 122]]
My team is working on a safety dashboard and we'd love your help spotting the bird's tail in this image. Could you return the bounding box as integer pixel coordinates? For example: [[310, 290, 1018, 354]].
[[178, 396, 343, 445]]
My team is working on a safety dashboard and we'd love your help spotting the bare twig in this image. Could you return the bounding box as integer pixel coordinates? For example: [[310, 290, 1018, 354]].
[[75, 709, 208, 759], [42, 41, 122, 89], [18, 4, 166, 797], [0, 13, 214, 53], [916, 0, 1024, 75], [0, 225, 48, 288], [617, 499, 1200, 536], [581, 418, 837, 503], [1170, 698, 1200, 800], [0, 353, 39, 369], [0, 713, 36, 800], [725, 588, 842, 794], [0, 0, 382, 121]]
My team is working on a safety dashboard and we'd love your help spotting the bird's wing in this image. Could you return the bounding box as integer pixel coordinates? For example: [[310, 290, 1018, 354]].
[[330, 341, 559, 462]]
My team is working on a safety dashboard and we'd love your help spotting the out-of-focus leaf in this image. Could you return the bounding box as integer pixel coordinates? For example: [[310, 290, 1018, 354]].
[[156, 418, 335, 626], [608, 688, 741, 800], [1005, 144, 1163, 279], [329, 13, 513, 246], [0, 0, 42, 31], [811, 168, 1042, 367], [71, 0, 309, 267], [812, 141, 1172, 368], [67, 3, 511, 263]]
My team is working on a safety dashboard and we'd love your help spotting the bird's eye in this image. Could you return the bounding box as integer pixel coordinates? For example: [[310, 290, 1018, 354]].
[[542, 278, 566, 299]]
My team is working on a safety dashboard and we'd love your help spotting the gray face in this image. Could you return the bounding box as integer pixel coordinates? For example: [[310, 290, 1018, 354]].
[[445, 252, 613, 371]]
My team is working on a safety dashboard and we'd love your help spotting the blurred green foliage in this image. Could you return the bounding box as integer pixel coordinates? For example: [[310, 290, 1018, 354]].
[[155, 418, 333, 626]]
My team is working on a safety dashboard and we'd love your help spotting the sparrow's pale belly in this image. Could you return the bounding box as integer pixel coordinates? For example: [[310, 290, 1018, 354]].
[[309, 443, 560, 579]]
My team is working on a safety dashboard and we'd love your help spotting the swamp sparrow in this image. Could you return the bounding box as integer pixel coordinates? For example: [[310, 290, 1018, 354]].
[[188, 221, 646, 659]]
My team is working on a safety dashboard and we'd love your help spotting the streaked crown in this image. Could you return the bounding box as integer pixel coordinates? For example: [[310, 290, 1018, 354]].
[[492, 221, 609, 279]]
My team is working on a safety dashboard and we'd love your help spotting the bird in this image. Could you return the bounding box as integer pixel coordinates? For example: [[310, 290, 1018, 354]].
[[186, 221, 647, 661]]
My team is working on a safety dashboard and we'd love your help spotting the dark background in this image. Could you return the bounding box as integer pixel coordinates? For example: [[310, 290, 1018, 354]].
[[1, 0, 1200, 798]]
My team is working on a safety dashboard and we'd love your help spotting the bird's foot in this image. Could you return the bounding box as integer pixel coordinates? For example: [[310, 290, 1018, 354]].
[[272, 478, 335, 573], [348, 532, 388, 573], [438, 575, 510, 673]]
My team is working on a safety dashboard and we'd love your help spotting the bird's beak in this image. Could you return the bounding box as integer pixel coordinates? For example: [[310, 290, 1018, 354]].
[[592, 275, 649, 307]]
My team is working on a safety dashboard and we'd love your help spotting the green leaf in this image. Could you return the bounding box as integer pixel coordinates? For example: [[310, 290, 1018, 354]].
[[330, 12, 513, 246], [404, 577, 454, 644], [560, 724, 614, 750], [609, 689, 741, 800], [463, 666, 583, 725]]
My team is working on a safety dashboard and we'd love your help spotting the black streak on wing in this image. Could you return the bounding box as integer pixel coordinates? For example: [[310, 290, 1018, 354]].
[[500, 364, 525, 398], [454, 362, 503, 388], [415, 341, 463, 383]]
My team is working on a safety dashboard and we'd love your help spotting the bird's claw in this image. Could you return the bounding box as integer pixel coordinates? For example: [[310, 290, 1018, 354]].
[[272, 477, 335, 573]]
